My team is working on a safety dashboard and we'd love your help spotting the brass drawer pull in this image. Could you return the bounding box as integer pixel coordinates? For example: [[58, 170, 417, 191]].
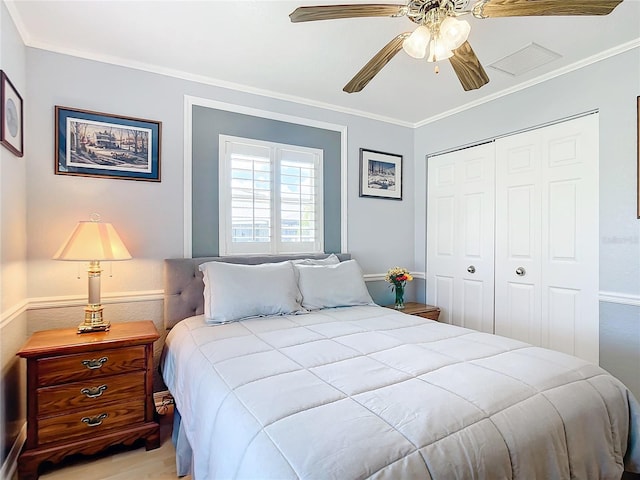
[[81, 413, 108, 427], [80, 384, 108, 398], [81, 357, 108, 370]]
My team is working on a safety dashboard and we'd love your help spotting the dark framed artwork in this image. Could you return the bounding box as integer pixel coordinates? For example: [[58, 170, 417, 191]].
[[55, 106, 161, 181], [359, 148, 402, 200], [0, 70, 24, 157]]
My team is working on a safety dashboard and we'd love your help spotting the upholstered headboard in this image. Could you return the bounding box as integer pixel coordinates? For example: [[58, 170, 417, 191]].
[[163, 253, 351, 329]]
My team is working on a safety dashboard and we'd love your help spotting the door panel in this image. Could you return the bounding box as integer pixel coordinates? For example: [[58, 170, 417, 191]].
[[495, 115, 598, 363], [434, 275, 454, 325], [427, 143, 495, 333], [542, 115, 599, 363]]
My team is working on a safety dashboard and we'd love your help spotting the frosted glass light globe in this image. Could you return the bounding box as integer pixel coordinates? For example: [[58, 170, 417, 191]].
[[402, 26, 431, 59]]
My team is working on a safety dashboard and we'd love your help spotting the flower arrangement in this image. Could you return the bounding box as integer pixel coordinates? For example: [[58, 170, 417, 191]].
[[385, 267, 413, 309]]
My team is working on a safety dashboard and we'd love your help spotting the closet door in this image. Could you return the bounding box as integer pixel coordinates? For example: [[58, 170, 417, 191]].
[[494, 115, 599, 363], [427, 143, 495, 333]]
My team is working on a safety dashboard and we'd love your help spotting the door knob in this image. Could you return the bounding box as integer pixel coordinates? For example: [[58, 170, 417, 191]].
[[516, 267, 526, 277], [467, 265, 476, 274]]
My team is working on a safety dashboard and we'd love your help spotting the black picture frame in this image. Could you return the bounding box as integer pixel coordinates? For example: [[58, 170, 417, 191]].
[[359, 148, 403, 200], [0, 70, 24, 157], [55, 106, 161, 182]]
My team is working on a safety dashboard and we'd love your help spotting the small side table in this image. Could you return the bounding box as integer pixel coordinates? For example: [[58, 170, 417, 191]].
[[17, 321, 160, 480], [384, 302, 441, 321]]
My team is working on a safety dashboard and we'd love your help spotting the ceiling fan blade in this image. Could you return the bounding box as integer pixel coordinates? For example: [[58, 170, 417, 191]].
[[290, 4, 405, 23], [343, 33, 409, 93], [473, 0, 623, 18], [449, 41, 490, 91]]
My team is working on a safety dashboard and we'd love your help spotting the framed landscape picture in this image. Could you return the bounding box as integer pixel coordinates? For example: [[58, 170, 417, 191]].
[[359, 148, 402, 200], [55, 106, 161, 182], [0, 70, 24, 157]]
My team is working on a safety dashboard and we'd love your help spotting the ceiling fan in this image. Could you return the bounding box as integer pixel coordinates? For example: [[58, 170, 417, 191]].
[[289, 0, 623, 93]]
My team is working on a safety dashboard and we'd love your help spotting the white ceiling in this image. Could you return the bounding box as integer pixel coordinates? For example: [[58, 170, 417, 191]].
[[6, 0, 640, 126]]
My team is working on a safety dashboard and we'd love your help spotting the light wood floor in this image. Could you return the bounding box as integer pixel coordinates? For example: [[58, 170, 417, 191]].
[[34, 406, 190, 480]]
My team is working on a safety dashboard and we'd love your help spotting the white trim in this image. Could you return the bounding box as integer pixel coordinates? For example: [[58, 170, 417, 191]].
[[0, 422, 26, 480], [599, 291, 640, 307], [183, 96, 194, 258], [415, 39, 640, 128], [340, 130, 348, 253], [27, 290, 163, 310], [0, 288, 633, 316], [183, 95, 349, 257], [0, 300, 28, 330]]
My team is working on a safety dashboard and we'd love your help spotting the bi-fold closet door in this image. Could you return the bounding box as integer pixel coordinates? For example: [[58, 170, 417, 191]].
[[427, 114, 599, 364]]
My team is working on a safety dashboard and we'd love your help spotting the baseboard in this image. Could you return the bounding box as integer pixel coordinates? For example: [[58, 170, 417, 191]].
[[0, 422, 26, 480]]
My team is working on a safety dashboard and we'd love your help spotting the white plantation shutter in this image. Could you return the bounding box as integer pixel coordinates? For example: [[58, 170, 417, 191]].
[[219, 135, 323, 255]]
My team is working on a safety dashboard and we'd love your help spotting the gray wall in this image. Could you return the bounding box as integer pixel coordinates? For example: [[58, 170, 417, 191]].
[[0, 0, 28, 468], [24, 48, 415, 306], [192, 105, 342, 256], [414, 47, 640, 398]]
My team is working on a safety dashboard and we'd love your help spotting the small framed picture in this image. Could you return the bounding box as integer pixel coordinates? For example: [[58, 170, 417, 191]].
[[55, 106, 161, 182], [0, 70, 24, 157], [359, 148, 402, 200]]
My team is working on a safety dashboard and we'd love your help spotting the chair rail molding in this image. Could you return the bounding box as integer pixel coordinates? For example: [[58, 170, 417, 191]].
[[599, 291, 640, 307]]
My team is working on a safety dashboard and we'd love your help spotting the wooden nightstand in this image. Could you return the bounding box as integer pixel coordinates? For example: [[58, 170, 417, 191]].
[[17, 321, 160, 480], [385, 302, 441, 320]]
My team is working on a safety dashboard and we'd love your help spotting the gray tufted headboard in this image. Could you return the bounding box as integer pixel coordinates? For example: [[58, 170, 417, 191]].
[[163, 253, 351, 329]]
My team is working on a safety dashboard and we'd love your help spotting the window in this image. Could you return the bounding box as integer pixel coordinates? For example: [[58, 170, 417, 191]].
[[219, 135, 323, 255]]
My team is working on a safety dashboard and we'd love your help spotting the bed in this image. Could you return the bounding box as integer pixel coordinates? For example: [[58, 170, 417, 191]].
[[161, 254, 640, 479]]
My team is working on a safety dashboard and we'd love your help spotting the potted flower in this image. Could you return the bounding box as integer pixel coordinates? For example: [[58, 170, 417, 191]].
[[385, 267, 413, 310]]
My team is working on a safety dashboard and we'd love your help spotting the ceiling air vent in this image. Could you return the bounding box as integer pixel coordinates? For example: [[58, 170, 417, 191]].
[[488, 42, 562, 76]]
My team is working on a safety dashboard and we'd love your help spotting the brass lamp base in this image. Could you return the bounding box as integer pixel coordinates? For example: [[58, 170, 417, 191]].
[[77, 304, 110, 334]]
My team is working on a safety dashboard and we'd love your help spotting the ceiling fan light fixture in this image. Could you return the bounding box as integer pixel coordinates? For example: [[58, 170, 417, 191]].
[[440, 16, 470, 51], [427, 37, 453, 62], [402, 25, 431, 59]]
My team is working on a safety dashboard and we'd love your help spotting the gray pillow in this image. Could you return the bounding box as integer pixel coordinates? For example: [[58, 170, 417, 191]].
[[199, 261, 303, 323], [295, 259, 374, 310]]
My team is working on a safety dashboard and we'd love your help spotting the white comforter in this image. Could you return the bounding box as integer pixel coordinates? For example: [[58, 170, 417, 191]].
[[161, 305, 640, 480]]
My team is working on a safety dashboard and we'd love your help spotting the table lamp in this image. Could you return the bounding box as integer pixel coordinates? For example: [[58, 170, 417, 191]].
[[53, 214, 132, 333]]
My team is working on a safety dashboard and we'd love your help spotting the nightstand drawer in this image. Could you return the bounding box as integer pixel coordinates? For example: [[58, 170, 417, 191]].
[[37, 399, 146, 446], [37, 346, 146, 386], [37, 371, 146, 416], [413, 310, 440, 321]]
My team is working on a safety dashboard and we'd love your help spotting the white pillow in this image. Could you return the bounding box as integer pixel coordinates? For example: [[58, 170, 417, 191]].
[[291, 254, 340, 266], [295, 259, 374, 310], [199, 261, 303, 323]]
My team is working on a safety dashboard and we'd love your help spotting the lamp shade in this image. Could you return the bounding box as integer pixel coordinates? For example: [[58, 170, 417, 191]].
[[53, 221, 132, 261]]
